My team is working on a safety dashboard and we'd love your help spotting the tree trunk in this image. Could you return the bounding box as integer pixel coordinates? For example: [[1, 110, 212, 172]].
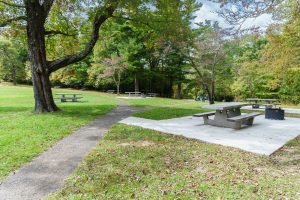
[[210, 62, 216, 104], [134, 73, 139, 92], [176, 82, 182, 99], [12, 65, 16, 85], [169, 76, 173, 98], [116, 84, 120, 95], [26, 2, 58, 112]]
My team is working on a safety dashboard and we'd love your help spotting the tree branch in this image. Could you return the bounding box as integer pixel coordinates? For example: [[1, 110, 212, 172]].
[[0, 0, 25, 8], [0, 16, 26, 27], [48, 3, 117, 73], [45, 30, 76, 37]]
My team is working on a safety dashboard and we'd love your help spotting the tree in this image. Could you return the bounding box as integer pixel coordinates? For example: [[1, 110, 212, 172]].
[[0, 0, 119, 112], [100, 55, 127, 94], [0, 37, 25, 85], [189, 22, 228, 104]]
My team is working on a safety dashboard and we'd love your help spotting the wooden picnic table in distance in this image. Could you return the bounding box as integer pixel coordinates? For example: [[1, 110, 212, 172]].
[[106, 90, 116, 94], [55, 93, 83, 102], [147, 93, 157, 97], [194, 102, 261, 130], [246, 98, 280, 108], [246, 98, 261, 108], [125, 92, 141, 97]]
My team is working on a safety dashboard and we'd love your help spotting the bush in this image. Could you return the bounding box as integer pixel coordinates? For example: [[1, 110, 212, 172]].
[[256, 92, 279, 99]]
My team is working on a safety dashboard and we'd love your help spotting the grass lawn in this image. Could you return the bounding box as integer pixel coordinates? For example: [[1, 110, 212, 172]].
[[124, 97, 210, 120], [0, 84, 117, 181], [49, 124, 300, 199], [124, 97, 300, 120]]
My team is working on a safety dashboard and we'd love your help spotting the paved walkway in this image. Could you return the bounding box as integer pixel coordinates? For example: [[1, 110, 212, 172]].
[[0, 103, 142, 200]]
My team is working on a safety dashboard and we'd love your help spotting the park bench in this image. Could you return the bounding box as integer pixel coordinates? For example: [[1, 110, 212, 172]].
[[125, 91, 142, 97], [107, 90, 116, 94], [55, 93, 83, 102], [247, 98, 281, 109], [147, 93, 158, 97], [227, 112, 261, 130]]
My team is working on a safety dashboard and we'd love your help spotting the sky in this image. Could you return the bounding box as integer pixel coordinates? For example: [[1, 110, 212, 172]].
[[194, 0, 274, 31]]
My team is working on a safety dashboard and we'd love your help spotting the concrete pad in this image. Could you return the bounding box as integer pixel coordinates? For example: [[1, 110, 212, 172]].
[[120, 115, 300, 156]]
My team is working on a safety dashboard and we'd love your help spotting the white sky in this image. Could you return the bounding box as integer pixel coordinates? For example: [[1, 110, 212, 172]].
[[194, 0, 274, 31]]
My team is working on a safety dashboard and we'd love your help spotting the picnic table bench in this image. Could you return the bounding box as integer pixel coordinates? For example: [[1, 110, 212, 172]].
[[125, 91, 142, 97], [147, 93, 158, 97], [246, 98, 280, 109], [55, 93, 83, 102], [194, 102, 261, 130], [107, 90, 116, 94]]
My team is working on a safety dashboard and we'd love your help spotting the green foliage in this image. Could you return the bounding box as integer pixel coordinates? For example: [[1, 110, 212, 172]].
[[0, 37, 26, 84], [279, 68, 300, 103]]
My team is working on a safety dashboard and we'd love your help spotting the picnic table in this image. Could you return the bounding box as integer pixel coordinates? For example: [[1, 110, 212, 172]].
[[125, 92, 142, 97], [55, 93, 83, 102], [246, 98, 280, 108], [107, 90, 116, 94], [194, 102, 261, 130], [147, 93, 157, 97]]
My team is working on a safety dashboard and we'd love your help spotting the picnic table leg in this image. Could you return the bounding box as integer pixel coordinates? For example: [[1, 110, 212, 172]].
[[227, 108, 241, 118], [243, 118, 254, 126], [61, 94, 66, 102], [203, 116, 209, 124], [72, 94, 77, 102], [206, 109, 243, 129]]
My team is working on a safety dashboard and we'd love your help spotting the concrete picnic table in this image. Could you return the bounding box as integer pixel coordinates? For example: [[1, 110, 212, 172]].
[[194, 102, 260, 129], [55, 93, 83, 102], [125, 91, 142, 97], [246, 98, 280, 108]]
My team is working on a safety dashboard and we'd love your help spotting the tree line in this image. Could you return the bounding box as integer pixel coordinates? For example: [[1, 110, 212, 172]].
[[1, 0, 300, 112]]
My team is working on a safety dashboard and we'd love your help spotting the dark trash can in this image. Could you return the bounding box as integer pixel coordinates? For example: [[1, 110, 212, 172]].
[[265, 108, 285, 120]]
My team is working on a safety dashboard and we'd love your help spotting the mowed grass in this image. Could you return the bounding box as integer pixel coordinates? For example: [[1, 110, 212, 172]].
[[50, 124, 300, 199], [125, 97, 210, 120], [0, 84, 117, 180]]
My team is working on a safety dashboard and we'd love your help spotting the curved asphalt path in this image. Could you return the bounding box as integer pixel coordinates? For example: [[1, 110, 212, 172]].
[[0, 101, 144, 200]]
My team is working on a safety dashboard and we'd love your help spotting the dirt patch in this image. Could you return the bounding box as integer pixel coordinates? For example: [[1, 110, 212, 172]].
[[119, 140, 155, 147]]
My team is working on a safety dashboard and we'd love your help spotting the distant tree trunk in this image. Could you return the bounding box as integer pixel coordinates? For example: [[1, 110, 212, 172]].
[[191, 62, 214, 104], [169, 76, 173, 98], [12, 65, 17, 85], [116, 84, 120, 95], [176, 82, 182, 99], [26, 2, 58, 112], [210, 56, 217, 104], [134, 73, 139, 92]]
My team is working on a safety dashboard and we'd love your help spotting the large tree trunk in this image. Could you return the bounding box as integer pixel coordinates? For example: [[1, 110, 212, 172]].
[[26, 1, 58, 112]]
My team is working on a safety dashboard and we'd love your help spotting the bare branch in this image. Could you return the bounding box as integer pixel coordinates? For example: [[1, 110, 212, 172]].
[[48, 3, 117, 73], [0, 16, 26, 27], [45, 30, 76, 37], [214, 0, 282, 25], [0, 0, 25, 8]]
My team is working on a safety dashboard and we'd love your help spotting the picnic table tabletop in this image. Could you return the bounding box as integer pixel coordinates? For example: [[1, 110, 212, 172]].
[[125, 91, 141, 93], [203, 102, 249, 111], [261, 98, 278, 101], [55, 93, 82, 95], [246, 98, 260, 101]]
